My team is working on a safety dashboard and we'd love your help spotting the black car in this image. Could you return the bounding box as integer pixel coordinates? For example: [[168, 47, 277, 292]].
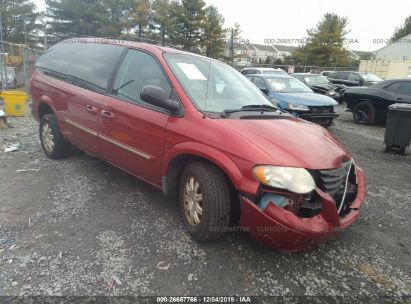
[[292, 73, 344, 102], [344, 79, 411, 124], [328, 71, 383, 87]]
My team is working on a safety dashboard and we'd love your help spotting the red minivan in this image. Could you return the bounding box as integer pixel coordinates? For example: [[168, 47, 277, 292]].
[[30, 38, 365, 251]]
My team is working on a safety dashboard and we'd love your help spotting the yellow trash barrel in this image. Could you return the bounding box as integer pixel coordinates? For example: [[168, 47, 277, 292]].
[[0, 91, 28, 117]]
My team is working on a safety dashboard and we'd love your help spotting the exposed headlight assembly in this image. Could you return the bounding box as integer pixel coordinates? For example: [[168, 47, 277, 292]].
[[288, 103, 310, 111], [328, 90, 336, 96], [253, 165, 316, 194]]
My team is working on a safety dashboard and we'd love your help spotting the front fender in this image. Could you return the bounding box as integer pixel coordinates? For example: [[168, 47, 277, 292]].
[[162, 141, 259, 195]]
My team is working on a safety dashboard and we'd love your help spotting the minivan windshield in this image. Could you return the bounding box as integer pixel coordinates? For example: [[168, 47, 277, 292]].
[[266, 77, 313, 93], [164, 53, 277, 113]]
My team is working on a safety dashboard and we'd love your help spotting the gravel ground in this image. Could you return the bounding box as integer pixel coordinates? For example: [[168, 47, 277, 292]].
[[0, 104, 410, 302]]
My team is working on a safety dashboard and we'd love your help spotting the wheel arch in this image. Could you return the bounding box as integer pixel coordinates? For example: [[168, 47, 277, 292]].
[[161, 143, 249, 200], [38, 102, 54, 118], [35, 95, 55, 120]]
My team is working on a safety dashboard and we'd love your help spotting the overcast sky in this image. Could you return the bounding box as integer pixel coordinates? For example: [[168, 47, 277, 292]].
[[33, 0, 409, 51]]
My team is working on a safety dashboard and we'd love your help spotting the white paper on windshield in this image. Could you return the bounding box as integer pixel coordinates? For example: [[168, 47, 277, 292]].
[[177, 63, 207, 80], [272, 83, 286, 90], [304, 77, 310, 82]]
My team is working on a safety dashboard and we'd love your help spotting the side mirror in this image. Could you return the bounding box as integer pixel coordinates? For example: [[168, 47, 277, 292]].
[[260, 88, 269, 95], [140, 85, 180, 112]]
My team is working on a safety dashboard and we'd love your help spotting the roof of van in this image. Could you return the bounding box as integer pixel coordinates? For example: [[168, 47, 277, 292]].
[[58, 37, 205, 57]]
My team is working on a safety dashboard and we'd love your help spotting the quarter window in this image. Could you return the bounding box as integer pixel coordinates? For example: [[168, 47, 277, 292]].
[[113, 50, 172, 106]]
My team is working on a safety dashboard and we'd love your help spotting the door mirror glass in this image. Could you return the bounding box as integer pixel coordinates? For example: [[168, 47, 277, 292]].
[[140, 85, 180, 112]]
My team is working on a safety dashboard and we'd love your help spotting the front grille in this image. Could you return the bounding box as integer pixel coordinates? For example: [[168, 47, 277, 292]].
[[313, 161, 358, 215], [309, 106, 334, 114]]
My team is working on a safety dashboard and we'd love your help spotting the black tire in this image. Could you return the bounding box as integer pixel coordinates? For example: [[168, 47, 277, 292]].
[[179, 161, 231, 241], [353, 101, 376, 125], [39, 114, 70, 159], [324, 118, 333, 128]]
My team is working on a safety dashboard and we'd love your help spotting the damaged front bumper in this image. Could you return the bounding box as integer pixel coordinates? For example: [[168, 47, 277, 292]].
[[239, 167, 365, 252]]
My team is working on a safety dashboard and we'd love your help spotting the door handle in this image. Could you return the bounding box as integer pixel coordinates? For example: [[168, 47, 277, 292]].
[[397, 97, 403, 100], [101, 110, 114, 119], [85, 104, 98, 114]]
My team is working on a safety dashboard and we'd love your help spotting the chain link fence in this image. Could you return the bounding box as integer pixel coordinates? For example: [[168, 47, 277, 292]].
[[0, 40, 43, 92], [229, 62, 359, 73]]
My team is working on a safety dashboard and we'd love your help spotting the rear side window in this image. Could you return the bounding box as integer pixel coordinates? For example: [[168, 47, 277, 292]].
[[242, 69, 255, 75], [113, 49, 172, 106], [36, 42, 126, 90], [398, 82, 411, 96]]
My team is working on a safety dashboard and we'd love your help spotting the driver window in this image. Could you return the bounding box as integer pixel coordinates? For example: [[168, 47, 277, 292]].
[[113, 50, 172, 105]]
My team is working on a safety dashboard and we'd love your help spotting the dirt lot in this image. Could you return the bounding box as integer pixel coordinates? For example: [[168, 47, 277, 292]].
[[0, 104, 410, 301]]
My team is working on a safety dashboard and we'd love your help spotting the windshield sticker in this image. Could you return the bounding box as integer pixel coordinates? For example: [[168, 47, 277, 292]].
[[177, 63, 207, 80], [304, 77, 310, 82]]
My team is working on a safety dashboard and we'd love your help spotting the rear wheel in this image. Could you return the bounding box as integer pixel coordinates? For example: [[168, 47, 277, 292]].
[[179, 161, 231, 241], [40, 114, 70, 159], [353, 101, 376, 125]]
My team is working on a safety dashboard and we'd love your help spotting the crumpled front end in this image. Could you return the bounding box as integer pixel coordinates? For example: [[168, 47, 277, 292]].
[[239, 162, 366, 252]]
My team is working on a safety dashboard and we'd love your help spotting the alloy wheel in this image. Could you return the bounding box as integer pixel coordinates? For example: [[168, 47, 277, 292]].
[[42, 123, 55, 153], [183, 176, 203, 227]]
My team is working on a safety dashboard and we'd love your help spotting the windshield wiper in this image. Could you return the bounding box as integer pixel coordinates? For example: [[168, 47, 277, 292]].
[[221, 104, 279, 118]]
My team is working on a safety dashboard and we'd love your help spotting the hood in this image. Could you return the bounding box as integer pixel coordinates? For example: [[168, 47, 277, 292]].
[[215, 117, 350, 170], [273, 92, 338, 106], [309, 83, 336, 92]]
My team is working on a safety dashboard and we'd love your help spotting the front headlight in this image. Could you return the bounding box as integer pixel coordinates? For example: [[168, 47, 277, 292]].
[[288, 103, 310, 111], [328, 90, 336, 96], [253, 165, 316, 194]]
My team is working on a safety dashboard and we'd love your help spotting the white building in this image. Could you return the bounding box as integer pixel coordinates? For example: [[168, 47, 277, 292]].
[[227, 43, 295, 66], [375, 33, 411, 61], [359, 34, 411, 79]]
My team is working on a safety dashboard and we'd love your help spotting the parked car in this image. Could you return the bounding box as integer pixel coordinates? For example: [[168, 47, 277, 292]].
[[328, 71, 383, 87], [246, 74, 339, 126], [343, 79, 411, 124], [292, 73, 344, 102], [0, 67, 18, 88], [241, 67, 287, 76], [30, 38, 365, 252]]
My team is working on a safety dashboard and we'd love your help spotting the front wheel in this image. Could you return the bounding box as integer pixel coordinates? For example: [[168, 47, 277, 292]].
[[40, 114, 70, 159], [179, 161, 231, 241], [353, 101, 376, 125]]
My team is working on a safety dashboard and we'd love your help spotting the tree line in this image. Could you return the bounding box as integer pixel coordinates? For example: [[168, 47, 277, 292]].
[[1, 0, 228, 58]]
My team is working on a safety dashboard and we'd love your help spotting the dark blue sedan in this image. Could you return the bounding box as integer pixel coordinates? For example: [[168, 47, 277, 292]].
[[246, 74, 339, 126]]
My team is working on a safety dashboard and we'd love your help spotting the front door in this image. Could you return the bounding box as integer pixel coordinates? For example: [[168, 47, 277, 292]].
[[98, 49, 176, 186]]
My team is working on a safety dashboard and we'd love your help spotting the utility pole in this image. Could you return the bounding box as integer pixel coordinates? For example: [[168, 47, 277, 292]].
[[0, 12, 7, 90], [230, 27, 234, 64], [303, 53, 309, 72], [44, 24, 48, 51]]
